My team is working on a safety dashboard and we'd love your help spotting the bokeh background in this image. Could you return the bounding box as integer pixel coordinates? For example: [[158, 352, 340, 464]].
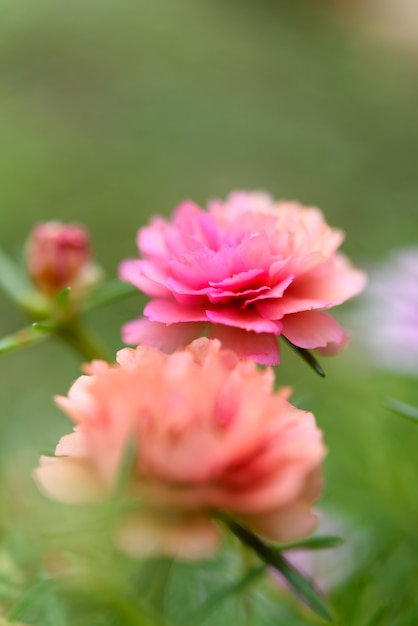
[[1, 1, 418, 624]]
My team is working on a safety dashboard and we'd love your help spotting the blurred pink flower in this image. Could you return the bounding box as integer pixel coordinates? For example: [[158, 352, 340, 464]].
[[26, 222, 101, 297], [355, 248, 418, 374], [119, 192, 366, 365], [34, 338, 326, 560]]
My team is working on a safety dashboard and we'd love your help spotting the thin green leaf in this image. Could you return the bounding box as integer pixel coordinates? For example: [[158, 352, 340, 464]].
[[44, 592, 68, 626], [281, 535, 344, 551], [7, 578, 54, 621], [55, 286, 72, 309], [0, 326, 48, 355], [218, 515, 334, 623], [271, 553, 333, 620], [283, 338, 325, 378], [112, 436, 138, 499], [188, 564, 266, 625], [387, 397, 418, 424], [83, 279, 138, 312], [0, 248, 31, 305], [366, 605, 390, 626], [32, 320, 59, 333]]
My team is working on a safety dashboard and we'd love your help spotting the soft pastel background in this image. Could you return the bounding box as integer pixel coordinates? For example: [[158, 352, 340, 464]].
[[1, 1, 418, 624]]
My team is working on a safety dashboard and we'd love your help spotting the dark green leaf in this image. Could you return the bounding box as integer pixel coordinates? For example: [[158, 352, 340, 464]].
[[271, 553, 333, 621], [218, 515, 334, 622], [283, 338, 325, 378], [281, 535, 344, 551]]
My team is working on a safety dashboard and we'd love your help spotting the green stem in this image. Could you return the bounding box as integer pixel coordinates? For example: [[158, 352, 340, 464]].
[[240, 544, 254, 626], [137, 557, 173, 620], [58, 318, 112, 362]]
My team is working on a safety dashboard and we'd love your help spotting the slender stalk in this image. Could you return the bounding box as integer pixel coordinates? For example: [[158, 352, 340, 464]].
[[137, 557, 173, 621], [58, 318, 112, 362], [240, 544, 254, 626]]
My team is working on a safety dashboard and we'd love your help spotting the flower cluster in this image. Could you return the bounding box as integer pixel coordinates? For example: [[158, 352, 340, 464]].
[[33, 191, 365, 561]]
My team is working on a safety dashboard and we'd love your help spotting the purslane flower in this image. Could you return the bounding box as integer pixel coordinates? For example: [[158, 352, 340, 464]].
[[354, 247, 418, 375], [119, 191, 366, 365], [34, 338, 326, 560], [26, 222, 102, 298]]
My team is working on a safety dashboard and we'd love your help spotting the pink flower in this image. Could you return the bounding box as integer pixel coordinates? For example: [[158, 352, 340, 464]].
[[34, 338, 326, 560], [26, 222, 101, 298], [119, 192, 366, 365], [355, 248, 418, 375]]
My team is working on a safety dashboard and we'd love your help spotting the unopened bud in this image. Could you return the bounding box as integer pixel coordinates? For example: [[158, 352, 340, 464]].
[[26, 222, 101, 297]]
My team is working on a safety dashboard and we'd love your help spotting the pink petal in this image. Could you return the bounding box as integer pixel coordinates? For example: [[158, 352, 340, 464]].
[[208, 284, 270, 304], [289, 254, 367, 304], [174, 200, 220, 250], [168, 257, 214, 289], [208, 268, 267, 290], [119, 259, 170, 298], [144, 299, 209, 323], [206, 308, 282, 334], [209, 325, 280, 365], [239, 230, 271, 268], [243, 275, 294, 308], [137, 219, 170, 259], [122, 318, 205, 351], [257, 295, 329, 320], [281, 311, 346, 350]]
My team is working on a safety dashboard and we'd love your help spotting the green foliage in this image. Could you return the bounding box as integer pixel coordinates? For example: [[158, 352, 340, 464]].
[[1, 0, 418, 624], [387, 398, 418, 424]]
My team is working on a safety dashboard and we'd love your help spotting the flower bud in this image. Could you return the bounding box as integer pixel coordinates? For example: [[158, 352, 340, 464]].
[[26, 221, 100, 297]]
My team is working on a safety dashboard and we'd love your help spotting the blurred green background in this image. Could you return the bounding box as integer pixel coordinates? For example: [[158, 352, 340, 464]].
[[1, 1, 418, 624]]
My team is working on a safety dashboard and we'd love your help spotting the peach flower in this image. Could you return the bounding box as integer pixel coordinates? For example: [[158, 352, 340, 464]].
[[119, 192, 366, 365], [34, 338, 326, 559]]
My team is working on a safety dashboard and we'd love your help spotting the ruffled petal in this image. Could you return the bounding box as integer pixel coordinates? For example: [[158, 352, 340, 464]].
[[119, 259, 171, 297], [122, 318, 205, 351], [144, 299, 209, 323], [281, 311, 346, 351], [288, 254, 367, 305], [209, 326, 280, 365], [206, 308, 282, 334]]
